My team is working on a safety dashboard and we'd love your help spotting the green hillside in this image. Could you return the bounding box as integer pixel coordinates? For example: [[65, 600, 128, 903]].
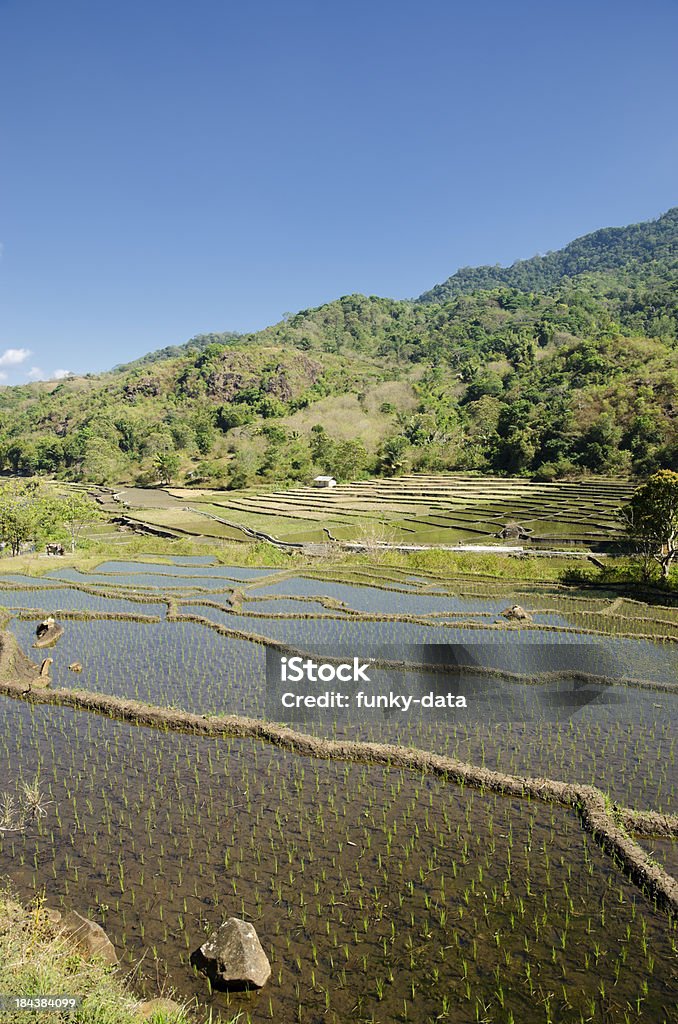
[[0, 207, 677, 489], [418, 206, 678, 304]]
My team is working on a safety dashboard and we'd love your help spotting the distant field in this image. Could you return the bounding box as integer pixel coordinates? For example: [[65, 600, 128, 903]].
[[141, 474, 637, 548]]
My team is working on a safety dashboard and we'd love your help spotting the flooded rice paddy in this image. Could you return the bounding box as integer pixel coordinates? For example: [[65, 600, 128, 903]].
[[0, 557, 676, 1022]]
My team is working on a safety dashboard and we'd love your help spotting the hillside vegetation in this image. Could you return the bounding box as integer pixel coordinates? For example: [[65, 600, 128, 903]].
[[0, 208, 677, 489]]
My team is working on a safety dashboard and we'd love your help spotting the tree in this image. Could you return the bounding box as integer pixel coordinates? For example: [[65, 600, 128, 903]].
[[576, 413, 625, 473], [167, 417, 193, 451], [79, 437, 121, 485], [378, 436, 409, 476], [401, 413, 443, 446], [154, 451, 180, 486], [286, 438, 312, 481], [228, 449, 261, 490], [193, 415, 215, 455], [53, 491, 101, 552], [0, 483, 102, 555], [216, 405, 253, 432], [354, 520, 398, 559], [622, 470, 678, 580], [6, 441, 38, 476], [0, 481, 52, 556], [115, 416, 146, 457], [333, 439, 368, 482], [492, 426, 537, 475], [257, 396, 286, 419], [309, 425, 336, 472], [463, 371, 503, 403], [192, 460, 227, 486], [35, 437, 65, 474]]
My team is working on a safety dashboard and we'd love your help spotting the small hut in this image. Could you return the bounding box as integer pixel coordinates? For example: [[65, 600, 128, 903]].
[[313, 475, 337, 488]]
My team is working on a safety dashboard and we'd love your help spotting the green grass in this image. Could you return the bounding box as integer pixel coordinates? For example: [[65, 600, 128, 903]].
[[0, 527, 638, 585]]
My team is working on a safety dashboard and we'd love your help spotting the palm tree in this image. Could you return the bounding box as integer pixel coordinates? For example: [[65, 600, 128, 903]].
[[154, 451, 180, 486]]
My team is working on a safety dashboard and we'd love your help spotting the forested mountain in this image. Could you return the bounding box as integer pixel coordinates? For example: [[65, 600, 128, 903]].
[[0, 207, 677, 489], [418, 207, 678, 303]]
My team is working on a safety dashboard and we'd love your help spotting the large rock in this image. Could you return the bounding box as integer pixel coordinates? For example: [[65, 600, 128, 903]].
[[33, 617, 64, 649], [501, 605, 533, 623], [58, 909, 118, 965], [192, 918, 270, 990], [31, 657, 53, 688]]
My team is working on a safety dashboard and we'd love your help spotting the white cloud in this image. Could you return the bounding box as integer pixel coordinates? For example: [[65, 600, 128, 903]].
[[26, 366, 45, 381], [52, 368, 72, 380], [0, 371, 7, 381], [0, 347, 31, 367]]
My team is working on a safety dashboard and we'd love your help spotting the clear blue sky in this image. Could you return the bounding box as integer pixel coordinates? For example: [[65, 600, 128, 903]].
[[1, 0, 676, 382]]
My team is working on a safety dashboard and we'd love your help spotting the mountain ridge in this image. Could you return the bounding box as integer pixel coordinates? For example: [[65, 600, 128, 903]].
[[0, 205, 677, 488], [417, 207, 678, 303]]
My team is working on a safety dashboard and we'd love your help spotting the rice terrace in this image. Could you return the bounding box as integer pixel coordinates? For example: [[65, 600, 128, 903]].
[[4, 0, 678, 1014], [0, 472, 676, 1024], [109, 474, 634, 549]]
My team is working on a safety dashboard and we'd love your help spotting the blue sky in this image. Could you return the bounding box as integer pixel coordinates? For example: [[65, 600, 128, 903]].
[[0, 0, 676, 382]]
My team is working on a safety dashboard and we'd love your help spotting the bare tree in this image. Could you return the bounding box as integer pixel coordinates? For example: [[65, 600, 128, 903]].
[[354, 521, 398, 560]]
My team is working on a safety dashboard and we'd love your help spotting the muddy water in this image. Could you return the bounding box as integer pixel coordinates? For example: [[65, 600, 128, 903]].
[[0, 586, 166, 616], [0, 562, 677, 1022], [0, 700, 676, 1024], [644, 838, 678, 881], [6, 617, 267, 718], [3, 567, 678, 811]]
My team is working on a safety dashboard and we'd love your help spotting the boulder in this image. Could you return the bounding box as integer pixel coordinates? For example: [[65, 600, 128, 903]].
[[33, 618, 64, 649], [501, 605, 533, 623], [32, 657, 53, 686], [136, 998, 183, 1021], [192, 917, 270, 990], [58, 909, 118, 965]]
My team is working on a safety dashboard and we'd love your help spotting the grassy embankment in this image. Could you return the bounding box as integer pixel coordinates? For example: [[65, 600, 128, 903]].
[[0, 888, 196, 1024], [0, 532, 599, 584]]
